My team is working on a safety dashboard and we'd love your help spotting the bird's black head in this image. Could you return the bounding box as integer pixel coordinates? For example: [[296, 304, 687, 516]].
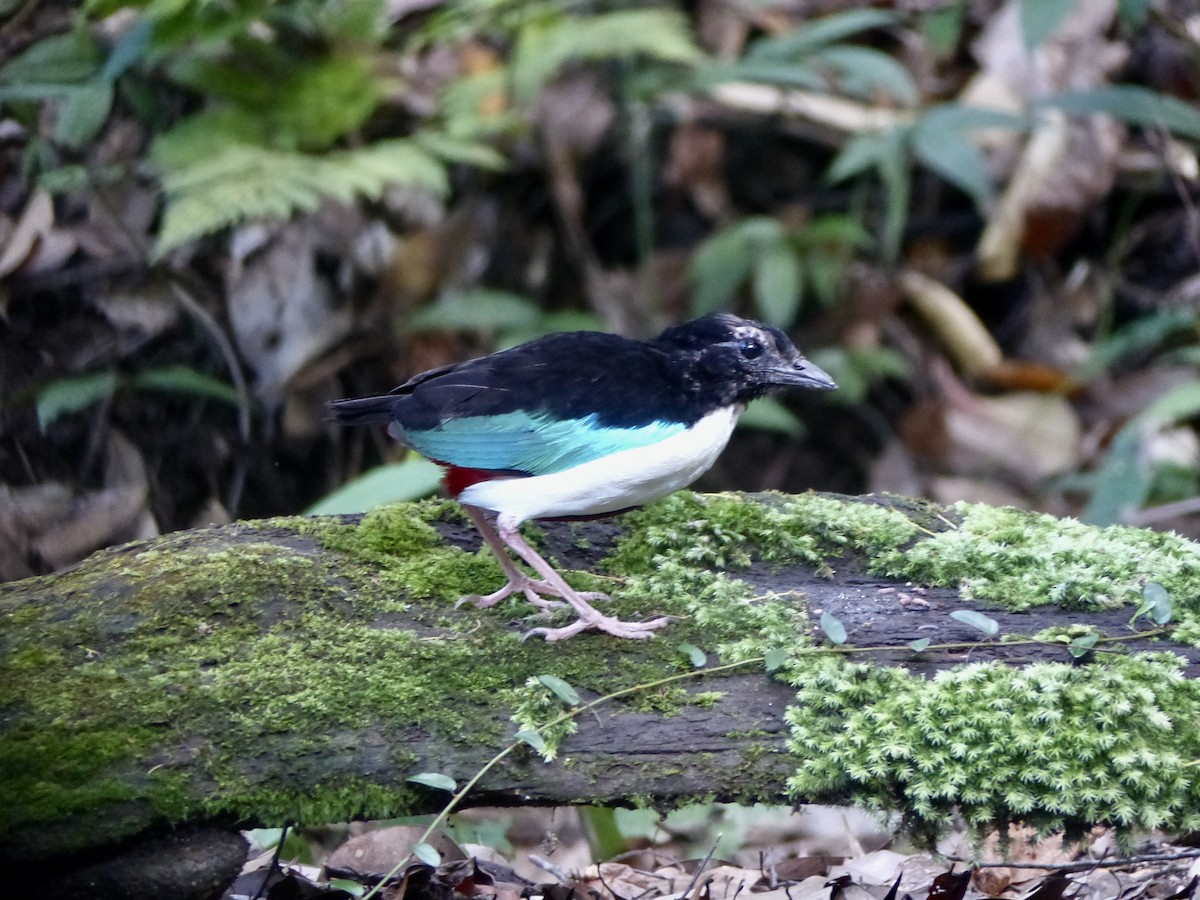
[[655, 314, 837, 405]]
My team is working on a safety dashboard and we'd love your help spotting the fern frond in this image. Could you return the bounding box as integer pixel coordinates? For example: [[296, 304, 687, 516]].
[[511, 9, 702, 105], [153, 139, 449, 256]]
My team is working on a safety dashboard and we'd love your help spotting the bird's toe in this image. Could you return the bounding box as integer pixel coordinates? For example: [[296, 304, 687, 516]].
[[522, 613, 672, 641]]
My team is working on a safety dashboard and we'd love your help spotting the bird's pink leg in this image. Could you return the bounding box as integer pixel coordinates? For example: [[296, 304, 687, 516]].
[[460, 506, 563, 609], [495, 517, 672, 641]]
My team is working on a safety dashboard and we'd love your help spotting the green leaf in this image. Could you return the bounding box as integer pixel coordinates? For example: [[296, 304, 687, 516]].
[[689, 226, 753, 315], [414, 131, 507, 170], [919, 2, 966, 58], [511, 10, 701, 106], [875, 128, 912, 264], [949, 609, 999, 636], [537, 674, 581, 705], [328, 878, 366, 898], [803, 254, 842, 308], [315, 0, 388, 44], [764, 648, 787, 672], [912, 117, 993, 207], [149, 108, 268, 170], [819, 611, 847, 644], [100, 17, 152, 81], [0, 28, 102, 86], [515, 728, 547, 753], [824, 127, 911, 261], [153, 138, 448, 254], [1140, 381, 1200, 425], [745, 9, 899, 61], [168, 52, 383, 151], [1067, 632, 1099, 658], [678, 643, 707, 668], [1020, 0, 1078, 50], [55, 81, 114, 149], [245, 828, 285, 851], [919, 103, 1028, 133], [272, 55, 384, 150], [132, 364, 240, 406], [409, 289, 543, 333], [408, 772, 453, 792], [826, 130, 889, 183], [738, 397, 804, 437], [305, 459, 444, 515], [809, 45, 917, 105], [407, 772, 457, 792], [796, 214, 873, 248], [1045, 86, 1200, 141], [1132, 582, 1173, 627], [1076, 307, 1196, 380], [36, 370, 118, 429], [909, 638, 931, 652], [412, 841, 441, 867], [1081, 425, 1151, 526], [753, 240, 803, 327]]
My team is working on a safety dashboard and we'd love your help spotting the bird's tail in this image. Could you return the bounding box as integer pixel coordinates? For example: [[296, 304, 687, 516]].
[[328, 395, 396, 427]]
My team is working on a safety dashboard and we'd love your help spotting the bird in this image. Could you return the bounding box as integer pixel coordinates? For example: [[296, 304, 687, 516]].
[[329, 313, 837, 641]]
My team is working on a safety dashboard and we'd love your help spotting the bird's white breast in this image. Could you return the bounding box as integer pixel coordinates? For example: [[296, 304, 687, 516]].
[[458, 405, 741, 525]]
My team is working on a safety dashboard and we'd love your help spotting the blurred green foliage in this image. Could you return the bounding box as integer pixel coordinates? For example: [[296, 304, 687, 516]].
[[6, 0, 1200, 525]]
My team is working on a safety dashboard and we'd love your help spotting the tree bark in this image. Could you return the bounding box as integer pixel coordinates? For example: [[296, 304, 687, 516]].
[[1, 492, 1194, 879]]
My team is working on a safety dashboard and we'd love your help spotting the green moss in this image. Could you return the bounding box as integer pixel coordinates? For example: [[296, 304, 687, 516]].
[[874, 502, 1200, 612], [9, 489, 1200, 851], [691, 691, 726, 708], [1172, 612, 1200, 648], [782, 652, 1200, 840], [608, 491, 917, 574]]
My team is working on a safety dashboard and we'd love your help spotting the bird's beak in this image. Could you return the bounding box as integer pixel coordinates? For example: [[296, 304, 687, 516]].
[[771, 357, 838, 391]]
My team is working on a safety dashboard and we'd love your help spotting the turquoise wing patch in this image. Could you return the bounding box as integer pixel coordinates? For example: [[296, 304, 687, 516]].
[[403, 411, 686, 473]]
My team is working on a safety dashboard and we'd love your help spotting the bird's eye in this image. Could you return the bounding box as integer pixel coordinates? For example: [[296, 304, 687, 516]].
[[739, 339, 764, 359]]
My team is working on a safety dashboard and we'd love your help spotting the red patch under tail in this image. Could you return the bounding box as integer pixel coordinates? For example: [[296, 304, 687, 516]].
[[440, 464, 527, 498]]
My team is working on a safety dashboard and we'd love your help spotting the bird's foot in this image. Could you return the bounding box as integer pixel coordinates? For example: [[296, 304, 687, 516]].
[[459, 575, 607, 611], [523, 614, 674, 642], [459, 577, 562, 611]]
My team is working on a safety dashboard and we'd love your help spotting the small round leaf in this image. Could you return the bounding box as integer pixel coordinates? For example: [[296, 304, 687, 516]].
[[678, 643, 707, 668], [819, 611, 848, 645], [412, 842, 441, 867], [537, 674, 580, 705], [406, 772, 457, 792], [949, 609, 999, 636]]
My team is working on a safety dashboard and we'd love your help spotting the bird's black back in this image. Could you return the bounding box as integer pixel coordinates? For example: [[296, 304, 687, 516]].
[[388, 331, 706, 429]]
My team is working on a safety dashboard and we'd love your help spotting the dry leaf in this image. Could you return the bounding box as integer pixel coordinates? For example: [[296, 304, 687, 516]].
[[898, 269, 1003, 380], [971, 0, 1127, 279], [226, 216, 356, 397], [0, 190, 55, 279]]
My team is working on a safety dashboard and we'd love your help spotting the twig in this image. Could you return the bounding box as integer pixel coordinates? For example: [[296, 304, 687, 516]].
[[251, 824, 291, 900], [678, 834, 722, 900], [528, 853, 575, 883]]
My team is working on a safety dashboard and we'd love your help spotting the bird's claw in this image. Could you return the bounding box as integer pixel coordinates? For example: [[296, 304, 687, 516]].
[[458, 577, 584, 611], [522, 615, 674, 642]]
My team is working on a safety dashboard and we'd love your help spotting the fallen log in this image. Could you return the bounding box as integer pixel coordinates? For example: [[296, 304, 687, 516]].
[[3, 491, 1199, 887]]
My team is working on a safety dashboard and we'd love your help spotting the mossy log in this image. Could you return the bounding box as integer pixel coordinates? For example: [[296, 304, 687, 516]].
[[4, 491, 1200, 882]]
